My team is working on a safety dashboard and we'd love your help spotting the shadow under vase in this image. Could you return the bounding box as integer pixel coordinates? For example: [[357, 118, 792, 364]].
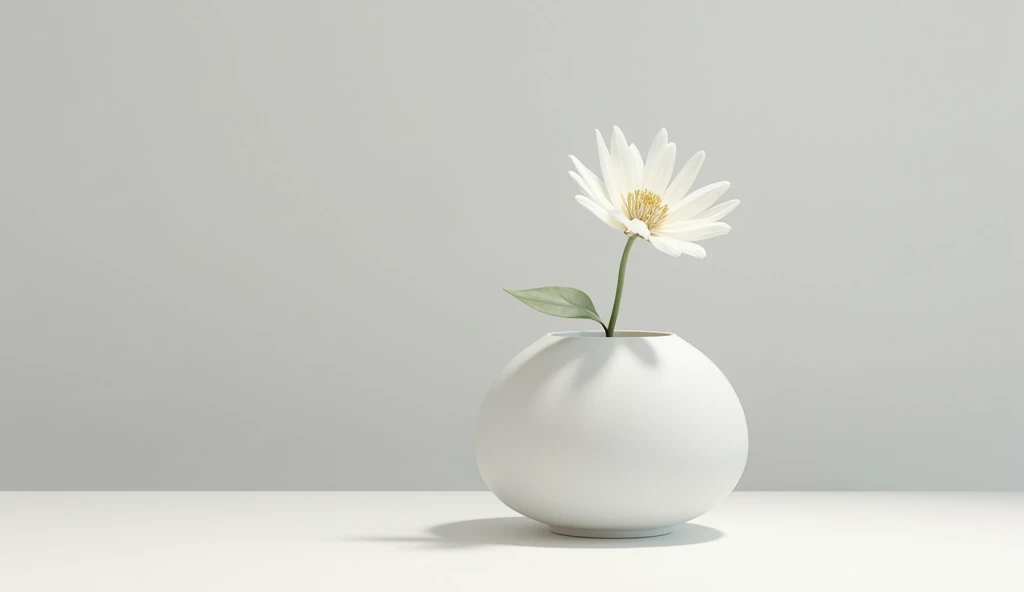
[[428, 516, 724, 549]]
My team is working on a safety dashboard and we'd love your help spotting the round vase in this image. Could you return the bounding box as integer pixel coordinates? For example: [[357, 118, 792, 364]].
[[475, 330, 747, 538]]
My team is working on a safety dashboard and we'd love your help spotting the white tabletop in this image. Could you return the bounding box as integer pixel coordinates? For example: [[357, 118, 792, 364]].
[[2, 492, 1021, 591]]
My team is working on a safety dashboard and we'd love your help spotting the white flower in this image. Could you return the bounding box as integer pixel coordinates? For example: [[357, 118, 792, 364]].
[[570, 127, 739, 258]]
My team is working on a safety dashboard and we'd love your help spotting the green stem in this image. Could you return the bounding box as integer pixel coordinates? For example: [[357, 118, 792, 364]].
[[606, 234, 639, 337]]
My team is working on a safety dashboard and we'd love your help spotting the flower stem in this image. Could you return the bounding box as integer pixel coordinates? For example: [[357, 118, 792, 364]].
[[606, 234, 639, 337]]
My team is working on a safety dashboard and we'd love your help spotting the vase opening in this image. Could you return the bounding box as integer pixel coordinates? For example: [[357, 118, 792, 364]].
[[549, 330, 673, 338]]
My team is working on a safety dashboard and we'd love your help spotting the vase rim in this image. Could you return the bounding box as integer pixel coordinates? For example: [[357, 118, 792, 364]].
[[548, 330, 674, 339]]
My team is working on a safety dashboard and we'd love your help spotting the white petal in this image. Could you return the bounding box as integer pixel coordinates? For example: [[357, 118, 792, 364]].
[[663, 151, 706, 204], [569, 171, 594, 200], [643, 142, 676, 195], [595, 130, 622, 209], [609, 210, 652, 240], [609, 208, 631, 229], [668, 181, 731, 220], [610, 126, 631, 200], [611, 126, 630, 162], [691, 199, 740, 223], [568, 156, 613, 209], [650, 235, 707, 258], [626, 217, 651, 239], [656, 218, 711, 233], [628, 144, 644, 193], [576, 195, 626, 231], [657, 221, 731, 241], [645, 128, 668, 165]]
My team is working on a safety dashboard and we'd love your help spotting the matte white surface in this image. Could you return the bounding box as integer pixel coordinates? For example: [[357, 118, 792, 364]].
[[2, 492, 1021, 591], [477, 331, 747, 533], [2, 2, 1023, 492]]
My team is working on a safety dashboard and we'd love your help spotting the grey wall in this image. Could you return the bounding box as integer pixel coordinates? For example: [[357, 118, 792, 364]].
[[2, 1, 1022, 490]]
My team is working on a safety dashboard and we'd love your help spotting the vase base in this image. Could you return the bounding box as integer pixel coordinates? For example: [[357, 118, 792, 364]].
[[549, 525, 674, 539]]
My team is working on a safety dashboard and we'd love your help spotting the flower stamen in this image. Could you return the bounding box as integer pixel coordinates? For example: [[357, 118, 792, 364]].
[[622, 189, 668, 229]]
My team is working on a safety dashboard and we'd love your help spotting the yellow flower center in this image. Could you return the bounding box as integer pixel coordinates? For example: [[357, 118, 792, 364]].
[[622, 188, 668, 229]]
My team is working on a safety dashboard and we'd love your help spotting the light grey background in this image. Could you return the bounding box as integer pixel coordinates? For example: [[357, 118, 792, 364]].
[[2, 1, 1022, 490]]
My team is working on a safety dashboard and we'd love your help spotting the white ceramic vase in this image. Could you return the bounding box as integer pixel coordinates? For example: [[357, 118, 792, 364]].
[[476, 330, 747, 538]]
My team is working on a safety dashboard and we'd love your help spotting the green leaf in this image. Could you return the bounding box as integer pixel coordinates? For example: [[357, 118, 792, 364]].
[[504, 287, 606, 328]]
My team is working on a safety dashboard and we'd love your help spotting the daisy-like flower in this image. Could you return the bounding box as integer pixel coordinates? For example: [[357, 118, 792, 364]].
[[505, 126, 741, 336], [570, 126, 739, 258]]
